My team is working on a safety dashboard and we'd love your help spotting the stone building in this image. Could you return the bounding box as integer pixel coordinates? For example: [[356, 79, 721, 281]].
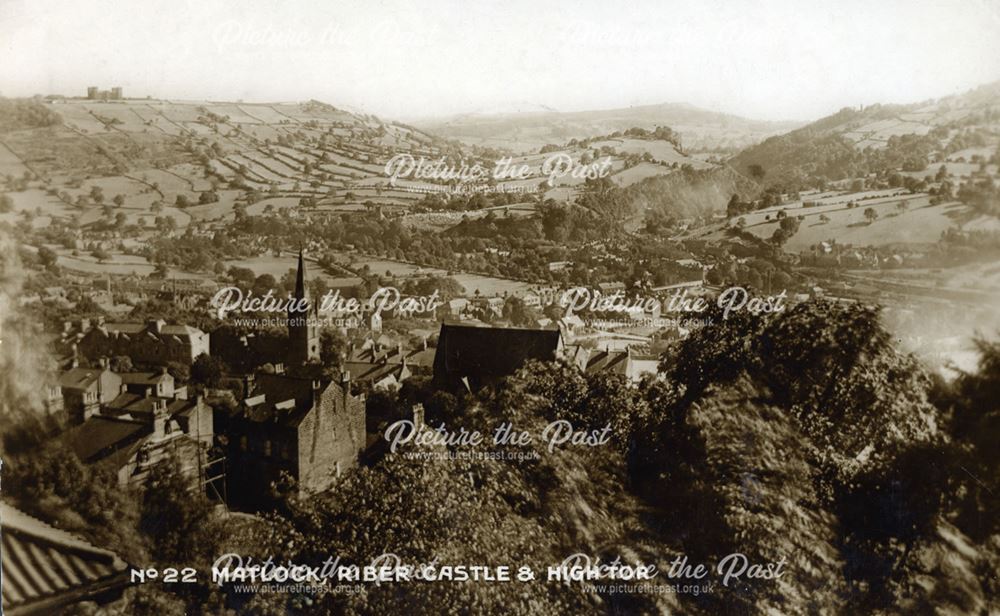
[[59, 363, 122, 422], [216, 372, 365, 509], [72, 318, 209, 366]]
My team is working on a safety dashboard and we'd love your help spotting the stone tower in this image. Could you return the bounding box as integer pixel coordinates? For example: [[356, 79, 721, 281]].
[[287, 250, 320, 366]]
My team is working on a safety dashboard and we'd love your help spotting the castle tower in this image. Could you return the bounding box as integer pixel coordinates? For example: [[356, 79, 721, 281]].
[[287, 250, 320, 366]]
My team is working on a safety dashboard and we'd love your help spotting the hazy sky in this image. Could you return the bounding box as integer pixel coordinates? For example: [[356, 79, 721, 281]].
[[2, 0, 1000, 121]]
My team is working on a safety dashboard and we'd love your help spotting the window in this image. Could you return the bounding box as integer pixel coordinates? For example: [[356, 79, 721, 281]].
[[264, 440, 272, 457], [239, 436, 247, 451]]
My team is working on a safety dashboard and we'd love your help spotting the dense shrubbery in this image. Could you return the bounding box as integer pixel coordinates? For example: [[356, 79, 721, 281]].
[[0, 98, 61, 132]]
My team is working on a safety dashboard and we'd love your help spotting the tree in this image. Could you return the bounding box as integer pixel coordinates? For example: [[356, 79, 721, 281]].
[[91, 247, 111, 263], [2, 441, 145, 561], [113, 193, 125, 206], [110, 355, 134, 372], [190, 353, 226, 388], [864, 207, 878, 223], [319, 328, 346, 372], [140, 456, 219, 565], [37, 245, 58, 269], [252, 273, 277, 295], [502, 296, 539, 327], [227, 266, 256, 288]]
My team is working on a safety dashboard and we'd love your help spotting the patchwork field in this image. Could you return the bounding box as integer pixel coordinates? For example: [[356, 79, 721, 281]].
[[732, 198, 999, 251]]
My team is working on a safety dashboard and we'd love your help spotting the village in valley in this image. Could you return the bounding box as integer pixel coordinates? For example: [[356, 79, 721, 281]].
[[2, 76, 999, 614], [4, 83, 1000, 505]]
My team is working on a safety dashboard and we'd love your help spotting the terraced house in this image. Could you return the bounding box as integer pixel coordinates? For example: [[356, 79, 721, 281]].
[[70, 318, 210, 365]]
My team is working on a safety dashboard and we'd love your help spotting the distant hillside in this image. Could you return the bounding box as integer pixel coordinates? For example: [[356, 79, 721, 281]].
[[416, 102, 801, 154], [730, 82, 1000, 191]]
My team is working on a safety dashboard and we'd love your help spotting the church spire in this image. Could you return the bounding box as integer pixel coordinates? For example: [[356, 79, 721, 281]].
[[287, 249, 319, 366], [295, 248, 307, 300]]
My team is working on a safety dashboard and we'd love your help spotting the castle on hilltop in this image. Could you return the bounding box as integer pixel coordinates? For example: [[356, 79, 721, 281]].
[[86, 86, 122, 100]]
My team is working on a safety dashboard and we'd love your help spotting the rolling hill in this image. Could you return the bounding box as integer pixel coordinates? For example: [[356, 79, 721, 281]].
[[729, 82, 1000, 190], [414, 102, 802, 154]]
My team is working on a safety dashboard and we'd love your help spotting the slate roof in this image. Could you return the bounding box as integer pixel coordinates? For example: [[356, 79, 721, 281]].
[[118, 372, 171, 386], [104, 393, 190, 417], [236, 374, 343, 427], [582, 350, 631, 375], [102, 322, 202, 337], [342, 361, 409, 386], [0, 502, 130, 615], [58, 368, 105, 391], [62, 416, 149, 463]]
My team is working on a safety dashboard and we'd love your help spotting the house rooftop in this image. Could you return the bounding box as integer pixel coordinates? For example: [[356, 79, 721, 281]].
[[118, 371, 171, 385], [58, 367, 108, 390], [434, 323, 562, 388], [0, 502, 130, 614], [63, 416, 149, 463], [235, 373, 346, 427]]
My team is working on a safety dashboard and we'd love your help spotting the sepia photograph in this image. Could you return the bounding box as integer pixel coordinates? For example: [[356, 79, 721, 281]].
[[1, 0, 999, 613]]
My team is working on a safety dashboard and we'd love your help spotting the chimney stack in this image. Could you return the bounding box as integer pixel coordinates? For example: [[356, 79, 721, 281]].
[[412, 403, 424, 432], [152, 399, 168, 440], [340, 370, 351, 409], [243, 373, 255, 397]]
